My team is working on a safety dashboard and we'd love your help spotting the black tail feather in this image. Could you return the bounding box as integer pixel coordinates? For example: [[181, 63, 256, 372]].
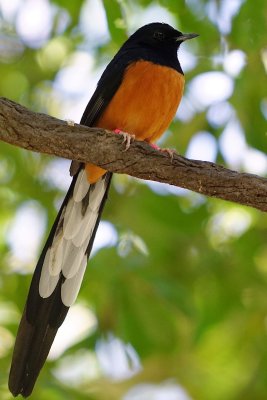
[[9, 171, 112, 397], [9, 292, 65, 397]]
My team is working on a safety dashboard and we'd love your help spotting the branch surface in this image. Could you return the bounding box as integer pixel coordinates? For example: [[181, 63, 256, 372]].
[[1, 97, 267, 212]]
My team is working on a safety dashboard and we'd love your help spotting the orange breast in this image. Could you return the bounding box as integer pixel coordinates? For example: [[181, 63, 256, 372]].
[[86, 60, 185, 183], [96, 60, 184, 141]]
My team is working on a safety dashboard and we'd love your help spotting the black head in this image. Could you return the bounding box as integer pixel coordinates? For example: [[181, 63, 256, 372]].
[[118, 23, 198, 74], [127, 22, 198, 51]]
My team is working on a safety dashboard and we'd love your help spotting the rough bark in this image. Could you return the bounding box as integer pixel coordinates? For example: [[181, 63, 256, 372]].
[[1, 97, 267, 212]]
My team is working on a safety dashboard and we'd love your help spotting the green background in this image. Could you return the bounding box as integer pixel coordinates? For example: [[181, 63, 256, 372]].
[[0, 0, 267, 399]]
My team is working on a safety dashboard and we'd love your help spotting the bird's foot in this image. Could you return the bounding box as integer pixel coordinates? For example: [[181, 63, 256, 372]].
[[114, 129, 135, 151], [149, 143, 177, 162]]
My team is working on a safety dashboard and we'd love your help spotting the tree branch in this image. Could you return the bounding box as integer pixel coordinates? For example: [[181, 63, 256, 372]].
[[1, 96, 267, 212]]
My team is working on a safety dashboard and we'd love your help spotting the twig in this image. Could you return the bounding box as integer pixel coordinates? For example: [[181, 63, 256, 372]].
[[1, 97, 267, 212]]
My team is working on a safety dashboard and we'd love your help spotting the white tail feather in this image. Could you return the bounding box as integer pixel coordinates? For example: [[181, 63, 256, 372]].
[[73, 169, 90, 202], [71, 209, 98, 247], [62, 239, 88, 279], [61, 256, 88, 306], [49, 235, 64, 276], [63, 198, 83, 240], [38, 169, 109, 306], [89, 179, 107, 211], [39, 249, 60, 298]]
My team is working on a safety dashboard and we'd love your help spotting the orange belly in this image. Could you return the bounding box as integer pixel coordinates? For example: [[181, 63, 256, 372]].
[[86, 60, 185, 183]]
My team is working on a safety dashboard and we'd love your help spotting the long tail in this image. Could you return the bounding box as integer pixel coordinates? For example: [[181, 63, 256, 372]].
[[9, 168, 112, 397]]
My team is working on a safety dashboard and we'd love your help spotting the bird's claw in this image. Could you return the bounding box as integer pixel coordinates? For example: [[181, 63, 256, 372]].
[[114, 129, 135, 151], [149, 143, 177, 162], [162, 148, 177, 161]]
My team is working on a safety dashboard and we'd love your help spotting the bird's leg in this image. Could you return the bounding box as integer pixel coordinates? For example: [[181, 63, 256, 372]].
[[149, 142, 177, 161], [113, 128, 135, 151]]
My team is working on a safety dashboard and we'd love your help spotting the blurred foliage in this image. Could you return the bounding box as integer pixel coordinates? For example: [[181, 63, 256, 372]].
[[1, 0, 267, 399]]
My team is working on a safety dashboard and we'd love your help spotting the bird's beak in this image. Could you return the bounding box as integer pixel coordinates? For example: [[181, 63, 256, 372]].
[[176, 33, 199, 42]]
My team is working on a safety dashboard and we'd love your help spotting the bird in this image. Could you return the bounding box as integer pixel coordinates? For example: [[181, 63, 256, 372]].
[[8, 22, 198, 397]]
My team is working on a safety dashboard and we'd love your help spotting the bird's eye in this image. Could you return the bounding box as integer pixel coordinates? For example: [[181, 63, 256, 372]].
[[153, 31, 165, 41]]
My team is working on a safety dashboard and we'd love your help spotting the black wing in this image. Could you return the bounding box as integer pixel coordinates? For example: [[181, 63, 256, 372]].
[[70, 51, 131, 175]]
